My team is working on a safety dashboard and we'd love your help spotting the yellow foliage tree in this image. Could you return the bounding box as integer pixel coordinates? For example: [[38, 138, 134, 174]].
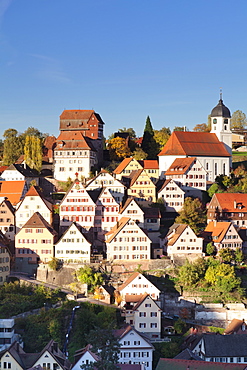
[[108, 137, 131, 160]]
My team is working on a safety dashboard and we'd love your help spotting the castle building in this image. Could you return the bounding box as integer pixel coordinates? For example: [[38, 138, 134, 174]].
[[158, 97, 232, 181], [53, 110, 104, 181]]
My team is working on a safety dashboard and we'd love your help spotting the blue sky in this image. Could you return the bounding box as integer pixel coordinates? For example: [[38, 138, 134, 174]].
[[0, 0, 247, 139]]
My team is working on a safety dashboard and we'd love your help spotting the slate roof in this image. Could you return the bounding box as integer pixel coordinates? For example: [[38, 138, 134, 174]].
[[5, 163, 39, 177], [143, 207, 161, 219], [158, 131, 231, 157], [156, 358, 247, 370], [174, 348, 203, 360], [199, 333, 247, 357]]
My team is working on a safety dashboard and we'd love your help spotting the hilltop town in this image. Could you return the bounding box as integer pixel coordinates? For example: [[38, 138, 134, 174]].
[[2, 97, 247, 369]]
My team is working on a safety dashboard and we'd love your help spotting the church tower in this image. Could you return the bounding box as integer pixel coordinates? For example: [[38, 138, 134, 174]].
[[210, 93, 232, 157]]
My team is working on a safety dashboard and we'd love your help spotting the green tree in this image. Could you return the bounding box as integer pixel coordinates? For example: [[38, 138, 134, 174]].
[[175, 197, 206, 234], [234, 247, 244, 265], [48, 257, 61, 271], [173, 126, 185, 131], [132, 147, 148, 160], [206, 242, 215, 256], [205, 263, 241, 293], [174, 318, 187, 334], [218, 248, 234, 263], [76, 265, 104, 292], [24, 135, 43, 172], [141, 116, 158, 159], [231, 110, 247, 131], [81, 327, 121, 370], [2, 129, 23, 165]]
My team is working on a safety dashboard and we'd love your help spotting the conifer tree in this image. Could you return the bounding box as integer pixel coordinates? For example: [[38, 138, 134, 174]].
[[141, 116, 158, 159]]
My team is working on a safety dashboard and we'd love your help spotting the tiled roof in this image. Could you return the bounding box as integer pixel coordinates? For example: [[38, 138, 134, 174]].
[[60, 109, 95, 120], [0, 181, 27, 205], [20, 185, 53, 211], [17, 212, 57, 236], [156, 358, 247, 370], [119, 197, 143, 214], [158, 131, 230, 157], [118, 272, 142, 291], [204, 221, 232, 243], [167, 224, 188, 246], [224, 319, 247, 335], [0, 166, 8, 174], [105, 217, 130, 243], [55, 131, 96, 150], [113, 158, 134, 174], [213, 193, 247, 212], [138, 160, 159, 169], [165, 157, 197, 175]]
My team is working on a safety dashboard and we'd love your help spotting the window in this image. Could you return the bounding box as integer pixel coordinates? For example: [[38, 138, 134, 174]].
[[150, 312, 157, 317], [139, 312, 146, 317], [134, 341, 140, 345]]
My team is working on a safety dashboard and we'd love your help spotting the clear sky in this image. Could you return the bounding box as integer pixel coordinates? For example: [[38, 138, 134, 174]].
[[0, 0, 247, 139]]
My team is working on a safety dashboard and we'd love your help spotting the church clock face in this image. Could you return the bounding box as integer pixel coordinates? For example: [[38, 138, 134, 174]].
[[75, 184, 80, 190], [224, 119, 228, 124], [213, 119, 217, 124]]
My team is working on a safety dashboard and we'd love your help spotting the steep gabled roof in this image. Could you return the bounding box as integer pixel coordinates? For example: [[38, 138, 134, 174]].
[[132, 293, 162, 311], [167, 224, 188, 246], [4, 163, 39, 177], [118, 272, 159, 293], [73, 344, 100, 365], [17, 185, 53, 211], [224, 319, 247, 335], [165, 157, 197, 175], [158, 131, 230, 157], [212, 193, 247, 212], [114, 325, 154, 349], [105, 217, 130, 243], [17, 212, 57, 236], [156, 178, 184, 193], [204, 221, 233, 243], [200, 333, 247, 357], [119, 197, 143, 214], [113, 158, 136, 174]]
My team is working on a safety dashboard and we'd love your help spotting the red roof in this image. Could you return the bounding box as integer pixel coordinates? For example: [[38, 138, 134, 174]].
[[60, 110, 95, 120], [213, 193, 247, 212], [55, 131, 94, 150], [158, 131, 230, 157], [113, 158, 134, 174], [165, 157, 197, 175], [138, 160, 159, 169], [0, 181, 26, 205]]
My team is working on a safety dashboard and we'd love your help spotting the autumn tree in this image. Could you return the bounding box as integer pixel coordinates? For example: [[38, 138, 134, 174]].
[[24, 135, 43, 172], [193, 123, 211, 132], [175, 197, 207, 234], [108, 137, 131, 160], [205, 263, 241, 293], [231, 110, 247, 131], [118, 127, 136, 138], [153, 127, 171, 153]]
